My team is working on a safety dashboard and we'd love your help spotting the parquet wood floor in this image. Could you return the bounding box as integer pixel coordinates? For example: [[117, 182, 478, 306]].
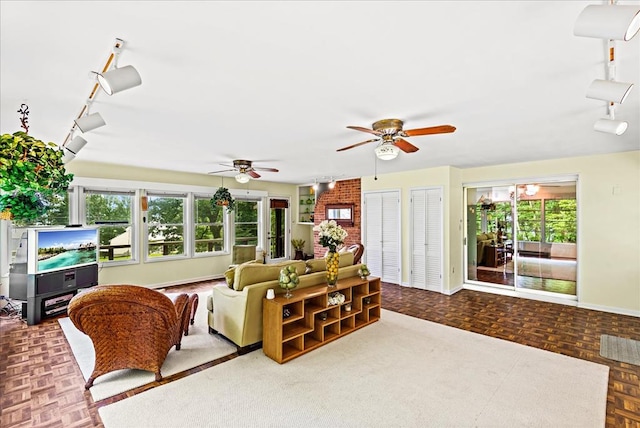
[[1, 280, 638, 427]]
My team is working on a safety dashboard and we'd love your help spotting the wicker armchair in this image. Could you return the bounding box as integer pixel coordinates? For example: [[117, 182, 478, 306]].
[[67, 285, 189, 389]]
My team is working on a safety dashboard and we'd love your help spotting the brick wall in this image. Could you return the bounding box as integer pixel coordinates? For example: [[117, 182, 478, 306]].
[[313, 178, 361, 257]]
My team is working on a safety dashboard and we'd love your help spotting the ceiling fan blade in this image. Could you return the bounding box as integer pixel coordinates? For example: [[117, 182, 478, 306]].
[[336, 138, 379, 152], [207, 169, 236, 174], [252, 167, 279, 172], [394, 138, 419, 153], [403, 125, 456, 137], [247, 170, 261, 179], [346, 126, 383, 136]]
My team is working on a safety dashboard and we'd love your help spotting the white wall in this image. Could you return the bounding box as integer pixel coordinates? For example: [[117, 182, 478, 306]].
[[362, 151, 640, 316]]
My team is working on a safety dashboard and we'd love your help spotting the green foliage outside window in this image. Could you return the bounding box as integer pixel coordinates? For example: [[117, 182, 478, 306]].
[[148, 195, 185, 257], [195, 196, 224, 253], [235, 200, 258, 245]]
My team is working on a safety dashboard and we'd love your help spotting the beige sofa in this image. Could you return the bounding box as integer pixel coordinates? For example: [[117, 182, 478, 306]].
[[207, 252, 361, 351]]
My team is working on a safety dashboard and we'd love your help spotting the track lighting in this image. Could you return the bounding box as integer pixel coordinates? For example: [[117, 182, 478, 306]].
[[574, 4, 640, 41], [62, 135, 88, 164], [96, 65, 142, 96], [594, 118, 628, 135], [328, 179, 336, 189], [586, 79, 634, 104], [235, 172, 250, 184], [74, 112, 106, 133], [375, 143, 399, 160], [312, 180, 318, 191]]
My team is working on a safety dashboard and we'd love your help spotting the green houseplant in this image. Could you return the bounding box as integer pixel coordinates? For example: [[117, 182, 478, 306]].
[[0, 131, 74, 221], [211, 187, 235, 212]]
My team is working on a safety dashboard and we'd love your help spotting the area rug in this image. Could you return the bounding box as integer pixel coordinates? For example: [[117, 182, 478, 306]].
[[99, 309, 609, 428], [59, 291, 237, 402], [600, 334, 640, 366]]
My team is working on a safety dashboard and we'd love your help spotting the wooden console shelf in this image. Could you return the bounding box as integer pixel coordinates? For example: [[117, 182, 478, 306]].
[[263, 276, 381, 363]]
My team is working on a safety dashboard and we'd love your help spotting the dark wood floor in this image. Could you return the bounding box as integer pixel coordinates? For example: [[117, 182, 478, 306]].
[[1, 280, 638, 427]]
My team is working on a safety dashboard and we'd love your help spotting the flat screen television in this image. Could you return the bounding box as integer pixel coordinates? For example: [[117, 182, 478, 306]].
[[26, 227, 99, 274]]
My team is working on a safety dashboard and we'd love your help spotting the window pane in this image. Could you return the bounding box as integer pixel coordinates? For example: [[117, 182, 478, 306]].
[[544, 199, 576, 243], [234, 200, 259, 246], [194, 197, 224, 254], [148, 196, 185, 258], [516, 200, 541, 242], [85, 191, 134, 262], [12, 191, 70, 227]]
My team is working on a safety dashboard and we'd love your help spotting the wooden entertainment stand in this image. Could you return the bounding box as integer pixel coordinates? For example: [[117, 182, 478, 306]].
[[263, 276, 381, 363]]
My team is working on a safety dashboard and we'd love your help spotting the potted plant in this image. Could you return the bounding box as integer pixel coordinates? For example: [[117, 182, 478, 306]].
[[291, 238, 305, 260], [0, 131, 74, 221], [211, 187, 235, 212]]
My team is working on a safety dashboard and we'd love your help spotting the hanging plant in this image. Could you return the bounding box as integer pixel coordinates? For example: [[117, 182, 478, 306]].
[[211, 187, 235, 212], [0, 105, 74, 221]]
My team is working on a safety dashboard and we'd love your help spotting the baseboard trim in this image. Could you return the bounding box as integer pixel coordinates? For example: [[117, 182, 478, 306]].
[[444, 285, 464, 295], [578, 302, 640, 318]]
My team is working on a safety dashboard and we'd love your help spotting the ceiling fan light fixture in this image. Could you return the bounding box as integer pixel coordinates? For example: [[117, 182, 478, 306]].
[[586, 79, 634, 104], [594, 118, 628, 135], [97, 65, 142, 95], [375, 143, 400, 160], [235, 172, 251, 184], [574, 4, 640, 41]]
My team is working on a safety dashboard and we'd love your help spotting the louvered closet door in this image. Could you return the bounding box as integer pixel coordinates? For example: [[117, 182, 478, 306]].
[[363, 191, 400, 284], [411, 188, 442, 292]]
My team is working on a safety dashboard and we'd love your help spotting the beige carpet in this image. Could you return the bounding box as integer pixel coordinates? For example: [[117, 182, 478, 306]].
[[59, 291, 237, 402], [99, 309, 608, 428]]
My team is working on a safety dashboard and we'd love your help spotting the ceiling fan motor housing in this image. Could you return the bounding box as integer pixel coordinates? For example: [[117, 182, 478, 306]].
[[372, 118, 403, 135]]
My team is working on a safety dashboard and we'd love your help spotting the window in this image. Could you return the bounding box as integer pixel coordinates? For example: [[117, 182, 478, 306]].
[[234, 199, 259, 245], [147, 193, 186, 258], [84, 189, 135, 262], [544, 199, 577, 243], [12, 190, 71, 227], [194, 195, 225, 254], [516, 200, 542, 242]]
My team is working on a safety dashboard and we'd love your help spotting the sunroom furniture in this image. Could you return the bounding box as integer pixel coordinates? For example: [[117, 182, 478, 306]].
[[67, 284, 189, 389]]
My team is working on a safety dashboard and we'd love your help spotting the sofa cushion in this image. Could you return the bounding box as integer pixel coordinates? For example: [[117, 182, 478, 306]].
[[225, 259, 262, 288], [477, 233, 488, 241], [233, 260, 307, 291], [306, 259, 326, 273]]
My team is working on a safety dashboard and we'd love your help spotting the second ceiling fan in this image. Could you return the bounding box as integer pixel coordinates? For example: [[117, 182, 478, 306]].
[[337, 118, 456, 160], [208, 159, 279, 183]]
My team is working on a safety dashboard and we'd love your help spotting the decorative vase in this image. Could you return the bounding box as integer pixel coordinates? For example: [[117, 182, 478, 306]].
[[279, 266, 299, 298], [325, 251, 340, 286]]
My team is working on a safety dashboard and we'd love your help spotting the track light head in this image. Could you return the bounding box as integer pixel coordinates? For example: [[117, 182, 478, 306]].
[[97, 65, 142, 95], [74, 112, 106, 133], [594, 118, 628, 135], [586, 80, 634, 104], [574, 5, 640, 41]]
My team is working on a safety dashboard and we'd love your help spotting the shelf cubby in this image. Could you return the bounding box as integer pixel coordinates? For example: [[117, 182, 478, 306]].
[[263, 276, 381, 363]]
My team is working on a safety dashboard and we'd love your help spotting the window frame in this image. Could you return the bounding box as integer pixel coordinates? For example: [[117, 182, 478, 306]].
[[144, 191, 189, 262], [79, 186, 139, 266], [193, 193, 228, 257]]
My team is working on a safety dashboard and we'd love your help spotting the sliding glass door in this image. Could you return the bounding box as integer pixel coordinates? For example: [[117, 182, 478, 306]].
[[465, 179, 577, 299]]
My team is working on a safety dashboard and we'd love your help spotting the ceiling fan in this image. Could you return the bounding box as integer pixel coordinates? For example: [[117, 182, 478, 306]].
[[337, 118, 456, 160], [207, 159, 279, 183]]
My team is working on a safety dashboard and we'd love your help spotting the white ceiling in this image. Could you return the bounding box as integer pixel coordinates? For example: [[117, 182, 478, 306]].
[[1, 1, 639, 185]]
